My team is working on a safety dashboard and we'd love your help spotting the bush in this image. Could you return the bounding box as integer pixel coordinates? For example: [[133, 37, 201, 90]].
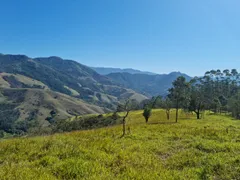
[[143, 107, 152, 123], [52, 114, 120, 133], [0, 130, 4, 138]]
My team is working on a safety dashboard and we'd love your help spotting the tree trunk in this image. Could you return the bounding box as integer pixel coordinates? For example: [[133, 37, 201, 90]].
[[175, 100, 179, 123], [197, 112, 200, 119], [176, 108, 178, 123], [122, 118, 126, 136], [194, 110, 200, 119], [196, 103, 201, 119], [166, 110, 170, 120], [145, 117, 148, 123]]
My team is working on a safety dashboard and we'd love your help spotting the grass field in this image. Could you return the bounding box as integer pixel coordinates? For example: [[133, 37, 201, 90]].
[[1, 109, 240, 179]]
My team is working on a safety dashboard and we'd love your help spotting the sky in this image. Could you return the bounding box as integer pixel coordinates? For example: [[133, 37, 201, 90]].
[[0, 0, 240, 76]]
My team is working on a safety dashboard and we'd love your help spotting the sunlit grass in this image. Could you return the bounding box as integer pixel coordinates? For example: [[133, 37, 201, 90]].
[[1, 109, 240, 179]]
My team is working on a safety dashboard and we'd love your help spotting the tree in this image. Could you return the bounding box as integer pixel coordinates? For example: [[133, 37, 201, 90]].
[[162, 97, 172, 120], [188, 78, 205, 119], [143, 106, 152, 123], [151, 96, 162, 109], [228, 91, 240, 119], [165, 69, 240, 120], [117, 99, 139, 137], [168, 76, 190, 122]]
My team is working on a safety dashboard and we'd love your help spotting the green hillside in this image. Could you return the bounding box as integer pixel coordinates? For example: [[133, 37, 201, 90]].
[[1, 109, 240, 179]]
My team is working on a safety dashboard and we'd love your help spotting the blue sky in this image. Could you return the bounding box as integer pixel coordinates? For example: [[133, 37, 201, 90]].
[[0, 0, 239, 76]]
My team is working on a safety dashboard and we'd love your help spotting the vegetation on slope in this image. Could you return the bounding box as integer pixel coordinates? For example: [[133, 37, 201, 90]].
[[107, 72, 191, 96], [0, 88, 105, 136], [0, 72, 48, 89], [0, 54, 148, 109], [166, 69, 240, 121], [0, 109, 240, 179]]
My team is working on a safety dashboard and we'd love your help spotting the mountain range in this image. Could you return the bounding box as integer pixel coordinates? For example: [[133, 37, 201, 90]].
[[92, 67, 191, 96], [91, 67, 157, 75], [0, 53, 191, 131], [106, 72, 191, 96]]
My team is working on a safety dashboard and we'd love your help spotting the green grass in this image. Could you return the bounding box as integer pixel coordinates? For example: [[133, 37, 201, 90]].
[[1, 109, 240, 179]]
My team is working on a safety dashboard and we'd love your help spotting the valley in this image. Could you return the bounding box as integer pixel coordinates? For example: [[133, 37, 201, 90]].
[[0, 53, 188, 136]]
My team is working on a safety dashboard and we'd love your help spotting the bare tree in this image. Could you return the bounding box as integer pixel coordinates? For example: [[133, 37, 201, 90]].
[[117, 99, 139, 137]]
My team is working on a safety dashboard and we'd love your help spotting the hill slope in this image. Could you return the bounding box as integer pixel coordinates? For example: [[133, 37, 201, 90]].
[[107, 72, 192, 96], [0, 86, 104, 134], [0, 54, 149, 134], [0, 54, 148, 109], [0, 71, 108, 134], [0, 110, 239, 179]]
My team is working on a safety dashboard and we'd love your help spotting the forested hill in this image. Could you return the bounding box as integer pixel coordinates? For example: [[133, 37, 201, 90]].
[[106, 72, 191, 96]]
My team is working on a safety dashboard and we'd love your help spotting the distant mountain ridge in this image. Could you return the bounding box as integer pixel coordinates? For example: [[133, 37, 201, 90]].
[[91, 67, 157, 75], [91, 68, 192, 96], [0, 53, 194, 137], [0, 54, 149, 124], [107, 72, 191, 96], [0, 53, 191, 131]]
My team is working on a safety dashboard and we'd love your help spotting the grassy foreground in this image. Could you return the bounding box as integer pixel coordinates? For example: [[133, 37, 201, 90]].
[[1, 110, 240, 180]]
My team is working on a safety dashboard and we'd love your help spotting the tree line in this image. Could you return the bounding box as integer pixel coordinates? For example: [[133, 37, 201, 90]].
[[119, 69, 240, 136], [156, 69, 240, 121]]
